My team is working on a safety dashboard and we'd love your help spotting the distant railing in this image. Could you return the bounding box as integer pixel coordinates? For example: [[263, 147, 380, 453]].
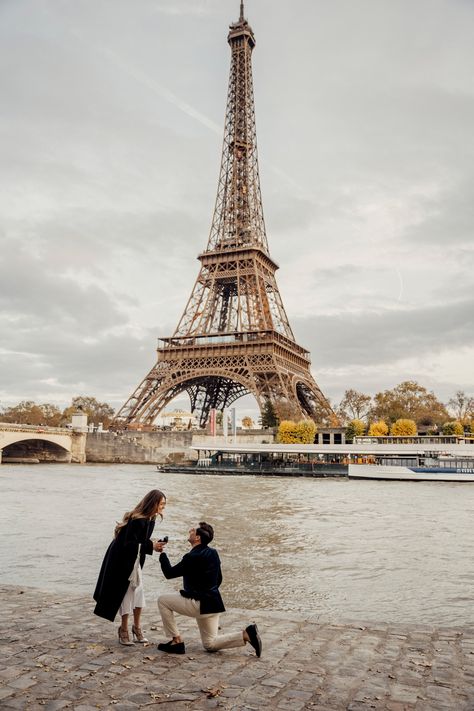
[[354, 435, 474, 445], [0, 422, 72, 435]]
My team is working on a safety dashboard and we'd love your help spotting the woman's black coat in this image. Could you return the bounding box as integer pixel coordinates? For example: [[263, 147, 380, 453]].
[[93, 517, 155, 622]]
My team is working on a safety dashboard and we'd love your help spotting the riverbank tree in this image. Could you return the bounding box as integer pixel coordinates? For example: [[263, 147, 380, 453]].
[[338, 389, 372, 423], [447, 391, 474, 424], [442, 421, 464, 436], [390, 419, 417, 436], [368, 420, 389, 436], [259, 399, 278, 428], [61, 396, 115, 428], [1, 396, 115, 428], [0, 401, 63, 427], [345, 419, 366, 442], [371, 381, 448, 427], [277, 420, 317, 444]]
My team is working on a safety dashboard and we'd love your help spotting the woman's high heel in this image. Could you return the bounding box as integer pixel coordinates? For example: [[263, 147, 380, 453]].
[[132, 625, 148, 643], [118, 626, 134, 646]]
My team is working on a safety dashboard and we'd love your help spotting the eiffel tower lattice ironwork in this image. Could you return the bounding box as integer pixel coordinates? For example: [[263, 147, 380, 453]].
[[113, 2, 334, 429]]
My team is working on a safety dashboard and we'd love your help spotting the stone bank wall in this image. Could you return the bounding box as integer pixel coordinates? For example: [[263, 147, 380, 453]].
[[85, 431, 194, 464], [192, 430, 275, 448], [85, 429, 276, 464]]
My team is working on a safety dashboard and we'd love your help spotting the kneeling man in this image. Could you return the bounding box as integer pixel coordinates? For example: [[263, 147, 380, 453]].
[[156, 522, 261, 656]]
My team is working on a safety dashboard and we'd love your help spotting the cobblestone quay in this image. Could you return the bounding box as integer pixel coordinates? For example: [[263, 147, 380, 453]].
[[1, 585, 473, 710]]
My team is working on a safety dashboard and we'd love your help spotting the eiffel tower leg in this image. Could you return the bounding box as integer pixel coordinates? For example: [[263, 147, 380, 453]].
[[254, 372, 301, 422], [295, 377, 335, 422], [112, 361, 172, 427], [253, 364, 334, 425]]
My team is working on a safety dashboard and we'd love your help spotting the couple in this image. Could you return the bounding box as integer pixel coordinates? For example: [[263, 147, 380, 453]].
[[93, 489, 261, 657]]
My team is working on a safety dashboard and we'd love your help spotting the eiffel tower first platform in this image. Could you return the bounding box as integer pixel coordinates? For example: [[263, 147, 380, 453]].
[[113, 2, 334, 430]]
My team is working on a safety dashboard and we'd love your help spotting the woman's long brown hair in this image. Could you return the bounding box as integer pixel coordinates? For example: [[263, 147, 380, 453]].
[[114, 489, 166, 538]]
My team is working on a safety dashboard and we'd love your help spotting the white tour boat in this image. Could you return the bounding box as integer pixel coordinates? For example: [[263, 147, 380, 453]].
[[348, 447, 474, 482]]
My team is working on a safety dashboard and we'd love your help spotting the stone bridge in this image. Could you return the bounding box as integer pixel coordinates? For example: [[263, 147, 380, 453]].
[[0, 423, 87, 464]]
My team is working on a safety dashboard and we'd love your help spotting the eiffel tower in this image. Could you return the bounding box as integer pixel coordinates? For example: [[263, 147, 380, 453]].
[[113, 2, 334, 429]]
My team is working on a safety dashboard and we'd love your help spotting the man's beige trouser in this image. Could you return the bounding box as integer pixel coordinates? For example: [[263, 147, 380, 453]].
[[158, 592, 246, 651]]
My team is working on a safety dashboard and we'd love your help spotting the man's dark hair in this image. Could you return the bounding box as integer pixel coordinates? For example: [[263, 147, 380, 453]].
[[196, 521, 214, 545]]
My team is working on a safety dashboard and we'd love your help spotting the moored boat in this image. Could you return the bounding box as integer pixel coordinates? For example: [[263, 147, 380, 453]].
[[191, 440, 474, 480], [348, 459, 474, 482]]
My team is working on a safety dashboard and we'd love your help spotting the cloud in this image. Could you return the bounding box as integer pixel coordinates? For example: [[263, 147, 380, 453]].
[[402, 179, 474, 246], [151, 0, 213, 17], [0, 239, 129, 330], [295, 298, 474, 369]]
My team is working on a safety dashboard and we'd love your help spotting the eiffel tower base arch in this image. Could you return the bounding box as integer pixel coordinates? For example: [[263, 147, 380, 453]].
[[114, 337, 333, 429]]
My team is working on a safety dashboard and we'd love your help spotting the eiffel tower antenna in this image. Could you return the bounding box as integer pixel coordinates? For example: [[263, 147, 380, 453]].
[[112, 6, 334, 430]]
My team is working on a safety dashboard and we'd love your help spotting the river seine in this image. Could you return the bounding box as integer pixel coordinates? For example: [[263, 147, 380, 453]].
[[1, 463, 472, 625]]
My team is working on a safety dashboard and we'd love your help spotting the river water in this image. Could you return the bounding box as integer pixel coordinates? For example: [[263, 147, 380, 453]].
[[1, 463, 473, 625]]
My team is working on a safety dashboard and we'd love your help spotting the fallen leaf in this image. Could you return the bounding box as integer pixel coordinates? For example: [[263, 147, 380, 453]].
[[203, 687, 221, 699]]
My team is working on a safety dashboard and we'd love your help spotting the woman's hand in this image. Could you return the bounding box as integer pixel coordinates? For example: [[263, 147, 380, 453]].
[[153, 540, 167, 553]]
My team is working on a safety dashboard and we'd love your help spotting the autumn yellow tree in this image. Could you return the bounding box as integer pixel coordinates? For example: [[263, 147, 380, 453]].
[[442, 421, 464, 436], [277, 420, 317, 444], [277, 421, 298, 443], [345, 419, 366, 442], [241, 416, 254, 429], [297, 420, 317, 443], [368, 420, 388, 436], [390, 419, 417, 436]]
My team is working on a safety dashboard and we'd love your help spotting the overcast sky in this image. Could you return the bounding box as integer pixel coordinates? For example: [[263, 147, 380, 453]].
[[1, 0, 473, 420]]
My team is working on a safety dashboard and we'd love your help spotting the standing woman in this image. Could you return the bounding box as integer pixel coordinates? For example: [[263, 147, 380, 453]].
[[94, 489, 166, 645]]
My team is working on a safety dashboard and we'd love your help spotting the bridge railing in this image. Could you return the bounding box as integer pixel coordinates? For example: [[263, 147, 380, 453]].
[[0, 422, 73, 435]]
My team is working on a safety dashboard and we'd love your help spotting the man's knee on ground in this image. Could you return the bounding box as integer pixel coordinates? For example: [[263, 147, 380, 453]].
[[202, 637, 219, 652]]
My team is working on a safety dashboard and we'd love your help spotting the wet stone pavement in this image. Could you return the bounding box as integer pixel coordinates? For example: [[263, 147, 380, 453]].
[[1, 585, 473, 710]]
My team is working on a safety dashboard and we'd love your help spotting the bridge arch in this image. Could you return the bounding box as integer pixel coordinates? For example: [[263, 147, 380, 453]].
[[0, 425, 86, 464], [1, 435, 71, 464]]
